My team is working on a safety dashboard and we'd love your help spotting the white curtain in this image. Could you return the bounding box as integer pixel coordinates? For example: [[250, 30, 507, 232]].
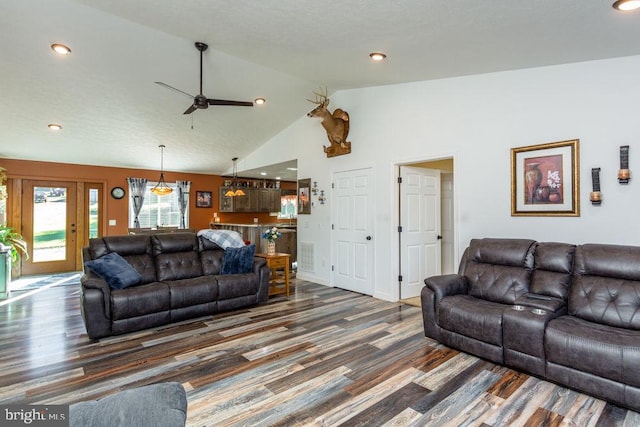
[[127, 178, 147, 228], [177, 180, 191, 229]]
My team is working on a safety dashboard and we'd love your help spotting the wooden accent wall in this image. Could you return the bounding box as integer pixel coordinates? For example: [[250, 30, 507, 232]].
[[0, 158, 297, 236]]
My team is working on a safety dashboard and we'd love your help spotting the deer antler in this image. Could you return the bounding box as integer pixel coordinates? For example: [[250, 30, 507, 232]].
[[306, 86, 329, 107]]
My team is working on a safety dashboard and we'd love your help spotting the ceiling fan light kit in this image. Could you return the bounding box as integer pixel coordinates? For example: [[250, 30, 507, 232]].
[[156, 42, 254, 115], [369, 52, 387, 61], [151, 144, 173, 196], [613, 0, 640, 11], [47, 123, 62, 131]]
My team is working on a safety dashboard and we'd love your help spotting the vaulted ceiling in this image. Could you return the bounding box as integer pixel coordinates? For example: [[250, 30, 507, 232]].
[[2, 1, 639, 180]]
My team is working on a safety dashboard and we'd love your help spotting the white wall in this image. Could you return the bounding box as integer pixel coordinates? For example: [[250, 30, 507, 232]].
[[244, 55, 640, 301]]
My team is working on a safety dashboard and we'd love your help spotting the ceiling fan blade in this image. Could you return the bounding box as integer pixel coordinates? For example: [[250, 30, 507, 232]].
[[208, 99, 254, 107], [183, 104, 197, 115], [155, 81, 195, 99]]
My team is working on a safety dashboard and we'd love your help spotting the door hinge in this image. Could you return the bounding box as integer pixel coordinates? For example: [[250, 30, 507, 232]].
[[398, 274, 403, 282], [331, 265, 334, 271], [331, 224, 334, 230], [397, 225, 402, 233], [397, 176, 402, 184], [331, 182, 335, 189]]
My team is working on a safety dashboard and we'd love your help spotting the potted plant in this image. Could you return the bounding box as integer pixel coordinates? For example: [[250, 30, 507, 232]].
[[0, 225, 29, 265], [0, 225, 28, 298]]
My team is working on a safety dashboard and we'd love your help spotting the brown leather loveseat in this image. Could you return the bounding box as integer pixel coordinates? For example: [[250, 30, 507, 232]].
[[421, 238, 640, 411], [81, 232, 270, 340]]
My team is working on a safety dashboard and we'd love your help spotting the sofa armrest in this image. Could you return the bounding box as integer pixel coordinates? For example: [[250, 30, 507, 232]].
[[514, 293, 567, 314], [424, 274, 469, 301], [252, 257, 270, 303], [421, 274, 468, 342], [80, 273, 113, 339]]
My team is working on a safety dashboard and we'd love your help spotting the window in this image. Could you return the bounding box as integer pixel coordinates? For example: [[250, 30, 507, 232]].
[[128, 183, 188, 228], [85, 183, 103, 240]]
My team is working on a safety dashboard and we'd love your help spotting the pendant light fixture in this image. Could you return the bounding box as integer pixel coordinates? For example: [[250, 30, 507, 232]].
[[224, 157, 246, 197], [151, 144, 173, 196]]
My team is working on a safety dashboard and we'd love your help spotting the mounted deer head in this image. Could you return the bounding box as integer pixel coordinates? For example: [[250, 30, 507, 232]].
[[307, 87, 351, 158]]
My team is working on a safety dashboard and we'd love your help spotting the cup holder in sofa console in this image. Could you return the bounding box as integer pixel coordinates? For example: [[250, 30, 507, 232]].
[[531, 308, 547, 315], [512, 305, 526, 311]]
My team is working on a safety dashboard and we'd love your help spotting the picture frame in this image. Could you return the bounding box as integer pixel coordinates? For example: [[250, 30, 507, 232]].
[[511, 139, 580, 217], [297, 178, 311, 214], [195, 191, 212, 208]]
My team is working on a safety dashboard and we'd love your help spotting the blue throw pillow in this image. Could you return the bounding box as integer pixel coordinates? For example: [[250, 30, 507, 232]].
[[84, 252, 142, 290], [221, 244, 256, 275]]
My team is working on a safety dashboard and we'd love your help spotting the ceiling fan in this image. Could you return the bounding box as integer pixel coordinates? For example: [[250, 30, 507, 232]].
[[155, 42, 253, 115]]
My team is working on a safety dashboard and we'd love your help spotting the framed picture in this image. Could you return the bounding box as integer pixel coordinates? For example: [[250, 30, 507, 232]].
[[195, 191, 212, 208], [298, 178, 311, 214], [511, 139, 580, 217]]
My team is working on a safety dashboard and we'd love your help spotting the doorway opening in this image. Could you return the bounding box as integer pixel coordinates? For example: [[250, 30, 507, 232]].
[[397, 157, 455, 302]]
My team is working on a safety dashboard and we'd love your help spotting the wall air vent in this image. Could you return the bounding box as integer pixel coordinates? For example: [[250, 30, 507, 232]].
[[299, 242, 315, 273]]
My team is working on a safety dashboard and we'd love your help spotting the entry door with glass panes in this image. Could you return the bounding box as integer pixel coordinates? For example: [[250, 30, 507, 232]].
[[21, 181, 77, 274]]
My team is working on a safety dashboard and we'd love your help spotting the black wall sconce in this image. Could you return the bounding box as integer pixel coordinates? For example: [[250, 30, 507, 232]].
[[618, 145, 631, 184], [590, 167, 602, 205]]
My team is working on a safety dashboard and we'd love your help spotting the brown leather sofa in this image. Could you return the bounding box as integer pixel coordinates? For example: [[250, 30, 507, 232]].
[[81, 232, 270, 340], [421, 238, 640, 411]]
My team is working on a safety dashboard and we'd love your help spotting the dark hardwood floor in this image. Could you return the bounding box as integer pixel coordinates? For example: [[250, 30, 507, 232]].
[[1, 279, 639, 426]]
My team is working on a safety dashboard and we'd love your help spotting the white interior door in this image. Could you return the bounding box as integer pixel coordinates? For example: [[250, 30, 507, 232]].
[[332, 168, 374, 295], [400, 166, 441, 299]]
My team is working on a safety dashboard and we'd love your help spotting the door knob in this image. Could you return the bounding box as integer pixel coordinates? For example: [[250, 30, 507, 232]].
[[366, 236, 372, 240], [437, 235, 443, 240]]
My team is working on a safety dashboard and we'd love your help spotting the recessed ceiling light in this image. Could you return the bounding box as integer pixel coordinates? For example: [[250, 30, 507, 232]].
[[254, 97, 266, 105], [51, 43, 71, 55], [286, 167, 298, 171], [275, 177, 281, 180], [48, 123, 62, 131], [613, 0, 640, 10], [260, 172, 267, 176], [369, 52, 387, 61]]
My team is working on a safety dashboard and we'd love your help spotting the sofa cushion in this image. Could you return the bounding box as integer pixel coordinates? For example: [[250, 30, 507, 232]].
[[89, 235, 151, 259], [111, 282, 171, 320], [221, 244, 256, 275], [151, 233, 199, 256], [84, 252, 142, 290], [571, 244, 640, 329], [530, 242, 575, 300], [155, 251, 203, 281], [122, 253, 158, 284], [438, 294, 506, 346], [166, 276, 218, 309], [546, 315, 640, 387], [464, 238, 536, 304], [200, 249, 224, 275], [69, 382, 187, 427], [217, 272, 259, 300], [575, 243, 640, 281]]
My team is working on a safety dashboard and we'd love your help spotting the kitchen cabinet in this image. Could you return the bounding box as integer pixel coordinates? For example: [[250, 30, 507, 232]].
[[219, 187, 281, 213]]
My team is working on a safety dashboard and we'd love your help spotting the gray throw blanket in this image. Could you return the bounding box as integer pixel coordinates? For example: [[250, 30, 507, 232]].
[[197, 229, 246, 249]]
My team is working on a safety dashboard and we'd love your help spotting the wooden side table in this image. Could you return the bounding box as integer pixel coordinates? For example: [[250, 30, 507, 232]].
[[256, 252, 291, 296]]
